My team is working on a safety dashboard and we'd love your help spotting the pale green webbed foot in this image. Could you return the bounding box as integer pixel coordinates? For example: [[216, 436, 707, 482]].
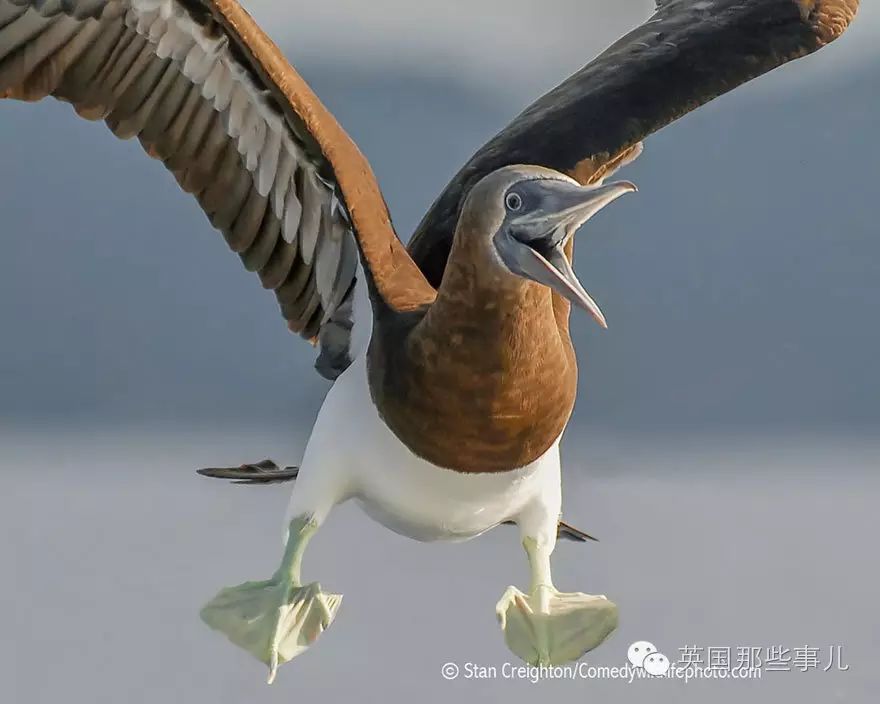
[[201, 578, 341, 682], [496, 532, 617, 666], [200, 517, 341, 683], [496, 584, 618, 666]]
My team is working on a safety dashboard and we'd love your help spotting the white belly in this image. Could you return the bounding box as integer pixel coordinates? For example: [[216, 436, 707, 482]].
[[286, 353, 563, 543]]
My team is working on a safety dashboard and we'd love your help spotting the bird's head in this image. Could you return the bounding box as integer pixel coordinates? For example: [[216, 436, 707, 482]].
[[462, 165, 635, 328]]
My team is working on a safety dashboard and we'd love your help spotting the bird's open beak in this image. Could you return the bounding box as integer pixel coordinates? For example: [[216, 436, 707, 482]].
[[497, 180, 636, 328]]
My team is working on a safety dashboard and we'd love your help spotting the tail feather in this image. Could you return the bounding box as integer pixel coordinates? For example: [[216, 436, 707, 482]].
[[197, 459, 299, 485], [501, 519, 598, 543], [557, 520, 599, 543]]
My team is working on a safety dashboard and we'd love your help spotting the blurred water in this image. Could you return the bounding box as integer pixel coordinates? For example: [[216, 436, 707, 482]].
[[1, 427, 877, 703]]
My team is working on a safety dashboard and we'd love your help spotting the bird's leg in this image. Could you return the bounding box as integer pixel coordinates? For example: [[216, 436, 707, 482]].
[[200, 514, 342, 683], [495, 524, 617, 666]]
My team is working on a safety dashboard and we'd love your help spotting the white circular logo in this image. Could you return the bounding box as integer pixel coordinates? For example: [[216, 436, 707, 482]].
[[441, 662, 460, 680], [643, 652, 671, 676], [627, 640, 658, 668]]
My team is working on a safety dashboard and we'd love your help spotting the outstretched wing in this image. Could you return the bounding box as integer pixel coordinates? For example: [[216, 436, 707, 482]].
[[407, 0, 859, 288], [0, 0, 433, 379]]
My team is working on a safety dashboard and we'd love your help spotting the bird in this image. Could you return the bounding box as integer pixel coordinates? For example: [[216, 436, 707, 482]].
[[0, 0, 858, 682], [198, 460, 600, 541]]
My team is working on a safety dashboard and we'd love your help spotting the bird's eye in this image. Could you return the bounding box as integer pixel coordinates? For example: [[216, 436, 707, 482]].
[[505, 192, 523, 211]]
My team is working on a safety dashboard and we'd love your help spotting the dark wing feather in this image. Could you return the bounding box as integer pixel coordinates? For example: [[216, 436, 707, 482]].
[[0, 0, 434, 379], [407, 0, 859, 287]]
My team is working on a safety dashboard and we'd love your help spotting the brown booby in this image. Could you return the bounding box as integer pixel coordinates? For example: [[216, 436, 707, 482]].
[[0, 0, 859, 681]]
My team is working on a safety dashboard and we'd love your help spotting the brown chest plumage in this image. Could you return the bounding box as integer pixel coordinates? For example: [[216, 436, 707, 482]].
[[366, 231, 577, 474]]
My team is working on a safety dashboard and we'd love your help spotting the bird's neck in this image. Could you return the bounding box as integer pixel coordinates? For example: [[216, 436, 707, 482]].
[[366, 230, 577, 473], [423, 234, 564, 354]]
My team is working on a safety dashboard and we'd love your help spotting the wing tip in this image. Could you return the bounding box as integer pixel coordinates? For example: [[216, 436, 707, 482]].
[[801, 0, 860, 46]]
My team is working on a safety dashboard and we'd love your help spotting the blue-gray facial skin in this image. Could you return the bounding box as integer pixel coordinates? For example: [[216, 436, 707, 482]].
[[493, 178, 635, 328]]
